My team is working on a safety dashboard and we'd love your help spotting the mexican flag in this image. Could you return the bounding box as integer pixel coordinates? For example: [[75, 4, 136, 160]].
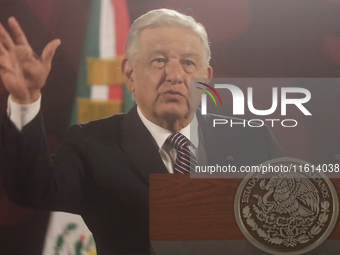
[[43, 0, 131, 254], [71, 0, 134, 125]]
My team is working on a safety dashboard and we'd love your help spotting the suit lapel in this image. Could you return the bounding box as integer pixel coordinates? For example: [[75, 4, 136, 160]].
[[121, 106, 168, 185]]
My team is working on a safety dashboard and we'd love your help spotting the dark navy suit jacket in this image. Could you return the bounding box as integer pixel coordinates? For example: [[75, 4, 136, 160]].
[[0, 105, 281, 255]]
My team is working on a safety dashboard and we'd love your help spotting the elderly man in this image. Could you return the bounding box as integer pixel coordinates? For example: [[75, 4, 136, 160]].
[[0, 9, 281, 255]]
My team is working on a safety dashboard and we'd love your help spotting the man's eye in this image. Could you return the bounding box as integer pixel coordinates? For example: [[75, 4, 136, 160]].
[[153, 58, 166, 63], [182, 60, 196, 73], [184, 60, 195, 66], [151, 58, 166, 68]]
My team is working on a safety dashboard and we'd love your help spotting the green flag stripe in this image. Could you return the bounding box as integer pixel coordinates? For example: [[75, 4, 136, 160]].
[[70, 0, 102, 125]]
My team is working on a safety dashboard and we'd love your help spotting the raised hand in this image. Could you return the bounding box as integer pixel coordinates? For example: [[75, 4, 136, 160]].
[[0, 17, 60, 104]]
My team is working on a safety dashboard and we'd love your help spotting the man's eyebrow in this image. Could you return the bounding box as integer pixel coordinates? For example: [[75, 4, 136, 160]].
[[181, 52, 200, 58], [149, 51, 200, 58], [150, 50, 167, 56]]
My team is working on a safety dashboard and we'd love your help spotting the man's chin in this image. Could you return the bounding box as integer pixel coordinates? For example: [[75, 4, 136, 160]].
[[158, 105, 189, 117]]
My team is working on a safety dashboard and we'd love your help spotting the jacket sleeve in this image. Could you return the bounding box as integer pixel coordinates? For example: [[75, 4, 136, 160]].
[[0, 111, 89, 214]]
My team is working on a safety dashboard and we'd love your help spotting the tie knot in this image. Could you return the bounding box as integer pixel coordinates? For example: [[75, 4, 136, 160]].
[[167, 132, 189, 150]]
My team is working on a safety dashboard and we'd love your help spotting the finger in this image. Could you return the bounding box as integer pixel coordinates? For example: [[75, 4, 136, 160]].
[[8, 17, 29, 46], [0, 42, 9, 58], [0, 23, 15, 50], [40, 39, 61, 64], [0, 56, 10, 70], [0, 55, 6, 69], [0, 42, 6, 55], [0, 43, 11, 69], [0, 54, 11, 70]]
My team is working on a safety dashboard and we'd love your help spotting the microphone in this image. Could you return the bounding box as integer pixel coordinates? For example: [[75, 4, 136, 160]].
[[226, 155, 234, 165], [333, 153, 340, 164]]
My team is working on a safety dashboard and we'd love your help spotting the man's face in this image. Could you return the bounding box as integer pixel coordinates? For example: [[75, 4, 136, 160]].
[[123, 26, 212, 129]]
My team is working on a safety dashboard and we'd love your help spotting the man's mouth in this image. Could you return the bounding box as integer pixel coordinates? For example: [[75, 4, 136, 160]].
[[163, 91, 183, 96]]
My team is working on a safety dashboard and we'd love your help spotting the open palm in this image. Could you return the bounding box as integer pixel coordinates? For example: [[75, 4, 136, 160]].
[[0, 17, 60, 104]]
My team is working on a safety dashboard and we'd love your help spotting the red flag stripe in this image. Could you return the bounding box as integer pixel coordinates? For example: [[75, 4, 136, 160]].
[[112, 0, 130, 55], [109, 0, 130, 100]]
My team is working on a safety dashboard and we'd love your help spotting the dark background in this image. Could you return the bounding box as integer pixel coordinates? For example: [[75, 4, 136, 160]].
[[0, 0, 340, 254]]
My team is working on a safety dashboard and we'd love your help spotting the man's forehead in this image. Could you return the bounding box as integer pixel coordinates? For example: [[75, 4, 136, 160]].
[[137, 27, 204, 56], [149, 50, 201, 58], [139, 26, 201, 43]]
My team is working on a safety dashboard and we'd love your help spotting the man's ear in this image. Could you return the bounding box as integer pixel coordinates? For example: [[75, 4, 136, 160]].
[[205, 66, 213, 79], [204, 66, 213, 84], [121, 58, 134, 92]]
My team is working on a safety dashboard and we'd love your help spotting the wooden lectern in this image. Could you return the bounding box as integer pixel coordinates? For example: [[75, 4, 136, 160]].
[[149, 174, 340, 255]]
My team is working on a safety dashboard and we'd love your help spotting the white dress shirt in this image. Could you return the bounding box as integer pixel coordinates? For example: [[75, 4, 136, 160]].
[[7, 95, 41, 131], [137, 107, 198, 173]]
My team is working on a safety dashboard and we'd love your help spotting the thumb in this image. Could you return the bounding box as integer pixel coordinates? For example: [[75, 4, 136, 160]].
[[40, 39, 61, 64]]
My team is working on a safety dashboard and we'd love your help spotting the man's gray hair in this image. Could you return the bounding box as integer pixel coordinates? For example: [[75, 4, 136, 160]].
[[125, 9, 211, 67]]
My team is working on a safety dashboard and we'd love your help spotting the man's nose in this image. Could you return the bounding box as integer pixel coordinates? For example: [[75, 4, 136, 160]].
[[165, 59, 184, 85]]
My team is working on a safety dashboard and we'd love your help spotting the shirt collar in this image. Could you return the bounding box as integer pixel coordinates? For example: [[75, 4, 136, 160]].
[[137, 106, 199, 151]]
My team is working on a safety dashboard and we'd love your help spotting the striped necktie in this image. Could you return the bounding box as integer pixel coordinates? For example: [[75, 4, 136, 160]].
[[167, 132, 198, 173]]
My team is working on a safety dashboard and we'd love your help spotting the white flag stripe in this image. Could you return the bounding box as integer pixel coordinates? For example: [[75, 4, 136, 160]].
[[91, 85, 109, 99], [91, 0, 117, 100], [100, 0, 116, 58]]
